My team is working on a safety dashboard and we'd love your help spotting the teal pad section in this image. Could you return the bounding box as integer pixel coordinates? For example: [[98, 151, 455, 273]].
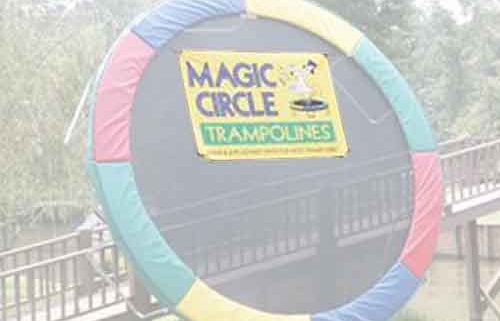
[[354, 37, 437, 152], [86, 161, 104, 206], [87, 162, 129, 259], [90, 162, 195, 306]]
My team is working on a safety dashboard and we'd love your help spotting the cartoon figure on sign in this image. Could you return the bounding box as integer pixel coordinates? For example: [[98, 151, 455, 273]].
[[280, 60, 330, 118]]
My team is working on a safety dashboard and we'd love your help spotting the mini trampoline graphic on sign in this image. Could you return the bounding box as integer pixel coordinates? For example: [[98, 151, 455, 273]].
[[87, 1, 444, 321]]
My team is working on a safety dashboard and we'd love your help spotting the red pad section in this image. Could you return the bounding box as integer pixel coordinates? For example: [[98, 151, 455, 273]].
[[93, 33, 155, 162], [401, 152, 443, 279]]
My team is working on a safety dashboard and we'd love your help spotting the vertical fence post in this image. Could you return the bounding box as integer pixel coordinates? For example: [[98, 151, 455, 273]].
[[77, 229, 93, 297], [456, 226, 464, 259], [27, 268, 36, 321], [129, 269, 151, 315], [0, 210, 5, 252], [316, 186, 337, 311], [486, 226, 496, 261], [0, 208, 9, 252], [465, 220, 483, 321]]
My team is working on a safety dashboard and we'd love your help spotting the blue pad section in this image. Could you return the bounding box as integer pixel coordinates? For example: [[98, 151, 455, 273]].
[[133, 0, 246, 49], [89, 162, 195, 306], [312, 263, 421, 321]]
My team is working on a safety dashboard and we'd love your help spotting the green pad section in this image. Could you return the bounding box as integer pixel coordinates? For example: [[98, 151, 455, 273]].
[[90, 162, 195, 306], [354, 37, 437, 151], [87, 162, 130, 263]]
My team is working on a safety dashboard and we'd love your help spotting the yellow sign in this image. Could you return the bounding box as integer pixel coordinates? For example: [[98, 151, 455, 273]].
[[179, 50, 348, 160]]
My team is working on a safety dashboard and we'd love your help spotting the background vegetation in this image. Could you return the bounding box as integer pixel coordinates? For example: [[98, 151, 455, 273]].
[[1, 0, 499, 219]]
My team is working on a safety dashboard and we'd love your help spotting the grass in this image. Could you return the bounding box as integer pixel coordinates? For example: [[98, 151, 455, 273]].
[[478, 211, 500, 226], [154, 315, 180, 321], [393, 310, 430, 321]]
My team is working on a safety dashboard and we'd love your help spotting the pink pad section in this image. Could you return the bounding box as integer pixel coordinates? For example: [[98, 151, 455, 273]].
[[93, 32, 155, 162], [401, 153, 443, 279]]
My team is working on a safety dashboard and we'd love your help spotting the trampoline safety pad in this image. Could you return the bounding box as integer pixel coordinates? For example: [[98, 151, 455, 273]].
[[87, 1, 444, 321]]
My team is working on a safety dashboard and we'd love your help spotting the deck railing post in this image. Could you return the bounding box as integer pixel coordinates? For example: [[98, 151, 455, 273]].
[[77, 228, 94, 297], [465, 220, 483, 321], [129, 268, 152, 315], [27, 268, 36, 321], [456, 226, 464, 259], [0, 219, 4, 252], [486, 226, 496, 261], [0, 209, 7, 252], [316, 186, 337, 310]]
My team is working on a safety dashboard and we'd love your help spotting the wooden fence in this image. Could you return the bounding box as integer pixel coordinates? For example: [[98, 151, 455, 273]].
[[441, 138, 500, 206], [0, 227, 160, 321], [0, 137, 499, 321]]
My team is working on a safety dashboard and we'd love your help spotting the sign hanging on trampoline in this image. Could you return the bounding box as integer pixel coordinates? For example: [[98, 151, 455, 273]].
[[179, 50, 349, 160]]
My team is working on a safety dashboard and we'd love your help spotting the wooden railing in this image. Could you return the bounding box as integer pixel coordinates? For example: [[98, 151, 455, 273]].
[[438, 134, 473, 154], [1, 137, 500, 321], [441, 138, 500, 206], [0, 228, 134, 321], [157, 163, 412, 280]]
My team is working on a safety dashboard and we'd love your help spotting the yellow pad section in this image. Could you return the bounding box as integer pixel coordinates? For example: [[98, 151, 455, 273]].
[[247, 0, 363, 56], [177, 279, 311, 321]]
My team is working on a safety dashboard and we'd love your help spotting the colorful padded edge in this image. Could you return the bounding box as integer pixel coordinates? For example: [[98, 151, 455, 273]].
[[93, 32, 155, 162], [401, 153, 443, 278], [310, 152, 443, 321], [177, 279, 311, 321], [312, 263, 421, 321], [90, 162, 195, 306], [86, 12, 151, 162], [246, 0, 363, 56], [88, 0, 443, 320], [133, 0, 246, 49], [92, 0, 247, 163], [89, 0, 246, 308], [354, 37, 437, 152]]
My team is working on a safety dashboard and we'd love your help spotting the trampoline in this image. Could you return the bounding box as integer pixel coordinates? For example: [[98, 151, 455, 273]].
[[87, 1, 444, 321]]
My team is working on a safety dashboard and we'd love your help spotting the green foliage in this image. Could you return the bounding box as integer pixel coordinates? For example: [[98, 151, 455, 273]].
[[0, 0, 499, 217], [0, 0, 158, 216], [315, 0, 500, 141]]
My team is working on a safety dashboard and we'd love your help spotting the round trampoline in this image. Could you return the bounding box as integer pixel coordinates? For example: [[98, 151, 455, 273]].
[[87, 1, 444, 321]]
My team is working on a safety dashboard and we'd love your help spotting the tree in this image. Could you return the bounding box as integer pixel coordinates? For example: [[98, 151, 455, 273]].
[[0, 0, 157, 217], [1, 0, 498, 219], [316, 0, 500, 139]]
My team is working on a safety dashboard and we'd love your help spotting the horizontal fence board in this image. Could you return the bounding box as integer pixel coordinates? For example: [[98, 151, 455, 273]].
[[0, 137, 499, 321]]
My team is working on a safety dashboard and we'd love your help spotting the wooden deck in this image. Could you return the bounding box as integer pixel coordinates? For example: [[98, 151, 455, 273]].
[[1, 137, 500, 321]]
